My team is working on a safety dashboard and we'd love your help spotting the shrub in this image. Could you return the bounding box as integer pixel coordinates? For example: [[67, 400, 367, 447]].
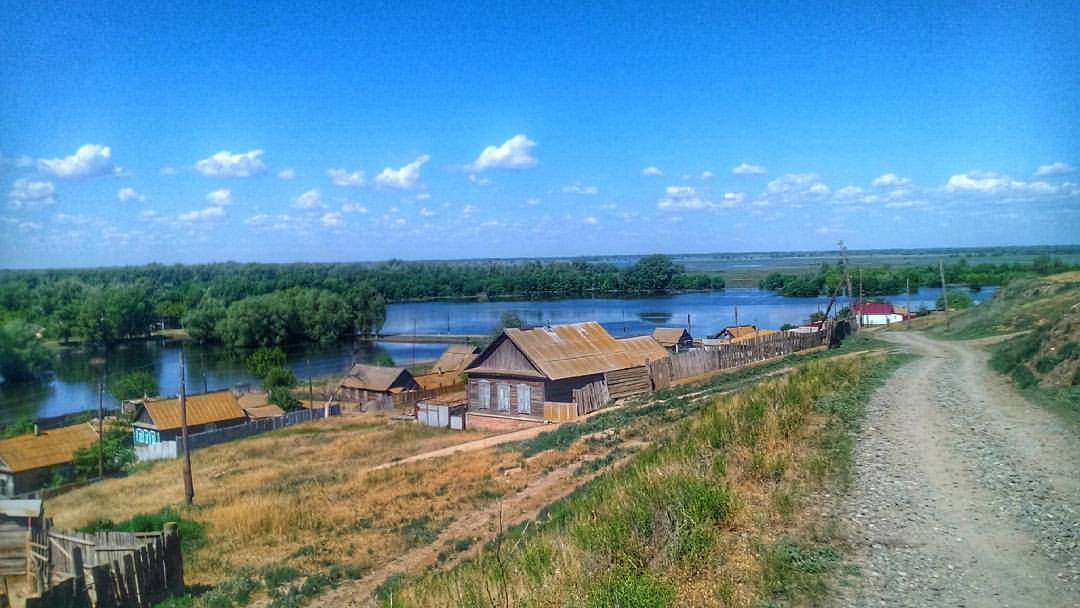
[[247, 346, 287, 379], [80, 506, 206, 559], [586, 570, 675, 608], [936, 290, 973, 310], [269, 386, 302, 411]]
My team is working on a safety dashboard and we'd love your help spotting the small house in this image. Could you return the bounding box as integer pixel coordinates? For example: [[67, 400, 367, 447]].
[[338, 364, 420, 402], [415, 391, 468, 430], [415, 345, 479, 390], [0, 499, 42, 580], [132, 390, 247, 446], [0, 424, 99, 497], [465, 322, 668, 419], [236, 392, 285, 419], [853, 303, 903, 326], [714, 325, 762, 342], [651, 327, 694, 352]]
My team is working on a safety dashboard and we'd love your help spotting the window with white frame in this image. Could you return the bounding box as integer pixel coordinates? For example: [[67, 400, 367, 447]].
[[478, 380, 491, 408], [497, 383, 511, 410], [516, 384, 531, 414]]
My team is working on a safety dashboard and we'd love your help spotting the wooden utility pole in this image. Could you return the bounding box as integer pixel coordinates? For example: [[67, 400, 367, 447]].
[[179, 351, 194, 505], [734, 305, 739, 329], [939, 261, 950, 330], [905, 278, 912, 330], [839, 241, 853, 316], [97, 381, 104, 479]]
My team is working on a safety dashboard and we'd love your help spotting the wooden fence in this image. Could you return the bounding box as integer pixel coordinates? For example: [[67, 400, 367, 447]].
[[175, 404, 341, 453], [648, 325, 836, 390], [604, 366, 652, 400], [26, 520, 183, 608], [572, 381, 610, 416], [387, 384, 464, 409]]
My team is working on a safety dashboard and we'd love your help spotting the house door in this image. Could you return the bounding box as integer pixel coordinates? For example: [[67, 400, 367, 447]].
[[497, 383, 511, 410], [516, 384, 531, 414]]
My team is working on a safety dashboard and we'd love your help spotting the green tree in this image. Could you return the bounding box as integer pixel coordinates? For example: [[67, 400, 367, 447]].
[[373, 352, 396, 367], [246, 346, 287, 379], [0, 319, 53, 382], [268, 386, 301, 411], [262, 366, 298, 391], [937, 290, 974, 310], [72, 415, 135, 479], [181, 295, 227, 342], [620, 254, 680, 292], [0, 416, 35, 438], [108, 371, 159, 402], [491, 311, 525, 338]]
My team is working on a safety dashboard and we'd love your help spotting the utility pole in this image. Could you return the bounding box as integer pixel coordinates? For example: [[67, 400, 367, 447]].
[[734, 305, 739, 329], [939, 261, 950, 330], [179, 351, 194, 506], [307, 358, 313, 405], [97, 381, 104, 479], [905, 278, 911, 330], [839, 241, 853, 316], [687, 314, 691, 337], [200, 352, 207, 394]]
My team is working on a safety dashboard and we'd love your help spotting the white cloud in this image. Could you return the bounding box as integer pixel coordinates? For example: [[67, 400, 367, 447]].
[[341, 202, 367, 214], [583, 216, 598, 224], [526, 198, 541, 206], [206, 189, 232, 206], [194, 149, 266, 177], [766, 173, 823, 194], [720, 192, 744, 206], [641, 166, 663, 177], [872, 173, 912, 187], [467, 134, 537, 172], [38, 144, 118, 178], [278, 168, 296, 180], [416, 192, 431, 200], [177, 206, 225, 222], [462, 204, 478, 216], [1035, 161, 1074, 176], [561, 183, 598, 195], [419, 207, 436, 217], [159, 167, 177, 176], [944, 171, 1012, 193], [138, 210, 159, 220], [292, 189, 323, 209], [732, 162, 767, 175], [117, 187, 145, 203], [328, 167, 364, 186], [834, 186, 864, 201], [18, 221, 42, 233], [375, 154, 429, 190], [658, 186, 716, 210], [468, 174, 491, 186], [701, 170, 714, 180], [321, 212, 344, 227], [8, 178, 56, 209], [245, 213, 294, 230]]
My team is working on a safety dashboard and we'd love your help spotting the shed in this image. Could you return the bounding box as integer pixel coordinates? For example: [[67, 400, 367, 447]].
[[651, 327, 694, 352], [714, 325, 762, 341], [415, 391, 469, 430], [338, 364, 420, 402], [466, 321, 663, 418], [853, 302, 903, 326], [132, 389, 247, 446], [0, 424, 99, 497], [0, 499, 41, 576]]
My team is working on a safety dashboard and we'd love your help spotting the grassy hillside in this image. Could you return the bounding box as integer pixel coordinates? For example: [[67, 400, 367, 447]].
[[385, 352, 903, 607], [932, 271, 1079, 420]]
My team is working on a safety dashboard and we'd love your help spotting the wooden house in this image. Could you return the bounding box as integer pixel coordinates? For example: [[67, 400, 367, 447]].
[[337, 364, 420, 402], [415, 345, 479, 390], [713, 325, 776, 342], [236, 392, 285, 419], [465, 322, 669, 419], [652, 327, 694, 352], [0, 424, 99, 497], [132, 390, 247, 446]]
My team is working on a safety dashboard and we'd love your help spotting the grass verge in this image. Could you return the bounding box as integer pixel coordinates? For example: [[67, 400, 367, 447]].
[[387, 350, 906, 607]]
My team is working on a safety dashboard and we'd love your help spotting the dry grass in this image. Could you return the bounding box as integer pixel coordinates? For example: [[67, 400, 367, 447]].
[[46, 411, 525, 584]]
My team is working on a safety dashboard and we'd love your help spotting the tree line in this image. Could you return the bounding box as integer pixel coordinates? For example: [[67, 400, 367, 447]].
[[760, 255, 1073, 297]]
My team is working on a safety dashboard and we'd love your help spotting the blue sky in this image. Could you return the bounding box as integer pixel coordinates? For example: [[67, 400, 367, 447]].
[[1, 0, 1077, 268]]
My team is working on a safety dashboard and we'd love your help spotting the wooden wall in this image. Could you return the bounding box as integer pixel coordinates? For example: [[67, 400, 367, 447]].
[[468, 376, 545, 417]]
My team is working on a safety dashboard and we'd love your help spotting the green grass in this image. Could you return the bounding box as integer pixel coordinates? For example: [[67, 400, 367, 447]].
[[81, 506, 207, 561]]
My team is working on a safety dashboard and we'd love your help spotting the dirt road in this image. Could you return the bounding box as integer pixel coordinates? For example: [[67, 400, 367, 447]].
[[838, 332, 1079, 607]]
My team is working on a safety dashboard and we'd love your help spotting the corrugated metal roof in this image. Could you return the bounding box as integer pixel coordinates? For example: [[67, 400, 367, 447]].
[[722, 325, 760, 339], [340, 364, 416, 392], [731, 328, 778, 343], [0, 423, 98, 473], [243, 404, 285, 419], [651, 327, 690, 347], [481, 322, 660, 381], [618, 336, 672, 362], [430, 345, 479, 374], [236, 392, 268, 409], [141, 390, 246, 431]]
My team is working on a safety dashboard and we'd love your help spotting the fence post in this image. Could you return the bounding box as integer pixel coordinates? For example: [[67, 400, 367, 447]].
[[71, 545, 85, 598], [163, 522, 184, 592]]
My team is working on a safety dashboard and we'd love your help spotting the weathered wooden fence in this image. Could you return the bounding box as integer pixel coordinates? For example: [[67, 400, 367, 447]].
[[26, 521, 183, 608], [604, 366, 652, 400], [175, 404, 340, 453], [649, 325, 836, 390], [389, 384, 464, 409], [572, 381, 610, 416]]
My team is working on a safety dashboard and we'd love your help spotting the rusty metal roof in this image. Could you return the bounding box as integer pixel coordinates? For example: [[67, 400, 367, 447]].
[[488, 322, 656, 380], [340, 364, 417, 392], [243, 404, 285, 419], [0, 423, 99, 473], [618, 336, 672, 363], [430, 345, 479, 374], [140, 390, 247, 431], [651, 327, 691, 347]]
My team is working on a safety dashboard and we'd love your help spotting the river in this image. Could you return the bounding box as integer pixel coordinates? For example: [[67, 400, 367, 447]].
[[0, 287, 993, 423]]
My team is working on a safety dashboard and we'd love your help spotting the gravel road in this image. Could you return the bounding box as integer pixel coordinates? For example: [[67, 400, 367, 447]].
[[837, 331, 1079, 608]]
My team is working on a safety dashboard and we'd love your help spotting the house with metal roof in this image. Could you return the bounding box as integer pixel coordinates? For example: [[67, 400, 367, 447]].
[[0, 424, 99, 497], [651, 327, 694, 352], [337, 364, 420, 402], [853, 302, 903, 326], [132, 389, 247, 446], [465, 322, 668, 419], [415, 345, 479, 390]]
